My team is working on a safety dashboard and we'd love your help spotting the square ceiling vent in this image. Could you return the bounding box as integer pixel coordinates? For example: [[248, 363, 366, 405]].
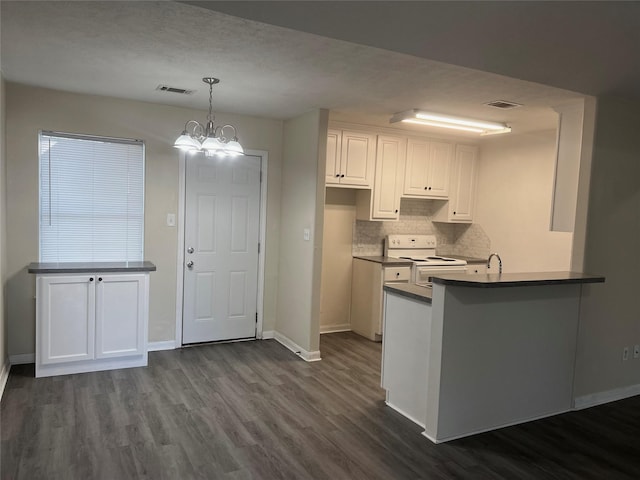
[[156, 85, 195, 95], [484, 100, 522, 109]]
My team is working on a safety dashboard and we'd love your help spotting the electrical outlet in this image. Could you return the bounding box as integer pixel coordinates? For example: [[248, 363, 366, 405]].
[[623, 347, 630, 361], [634, 345, 640, 359]]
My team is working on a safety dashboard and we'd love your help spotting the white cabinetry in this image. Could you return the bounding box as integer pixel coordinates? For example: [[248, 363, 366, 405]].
[[356, 135, 406, 221], [326, 129, 376, 188], [350, 259, 411, 341], [433, 145, 478, 223], [404, 139, 452, 198], [36, 272, 149, 377]]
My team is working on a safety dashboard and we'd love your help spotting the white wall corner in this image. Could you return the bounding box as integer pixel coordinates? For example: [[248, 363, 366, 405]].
[[0, 358, 10, 400], [147, 340, 177, 352], [274, 331, 321, 362], [259, 330, 275, 340], [9, 353, 35, 365], [573, 383, 640, 410]]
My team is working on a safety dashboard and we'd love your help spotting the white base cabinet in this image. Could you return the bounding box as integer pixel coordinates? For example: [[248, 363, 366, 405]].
[[36, 272, 149, 377], [350, 259, 411, 341]]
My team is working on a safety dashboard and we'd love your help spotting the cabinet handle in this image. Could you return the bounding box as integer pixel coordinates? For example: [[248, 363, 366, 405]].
[[396, 272, 400, 277], [89, 277, 94, 282], [453, 211, 457, 215], [395, 209, 398, 213], [428, 186, 432, 190], [340, 174, 345, 178], [98, 277, 103, 282], [335, 174, 340, 177], [424, 186, 428, 190]]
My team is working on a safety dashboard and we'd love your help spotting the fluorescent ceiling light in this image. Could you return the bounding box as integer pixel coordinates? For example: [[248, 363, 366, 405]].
[[390, 109, 511, 135]]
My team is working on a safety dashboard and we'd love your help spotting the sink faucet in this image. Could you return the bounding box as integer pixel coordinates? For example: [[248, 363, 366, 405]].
[[487, 253, 502, 274]]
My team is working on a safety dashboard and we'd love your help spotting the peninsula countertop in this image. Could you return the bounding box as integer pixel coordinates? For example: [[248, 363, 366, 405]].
[[28, 261, 157, 274], [432, 271, 605, 288]]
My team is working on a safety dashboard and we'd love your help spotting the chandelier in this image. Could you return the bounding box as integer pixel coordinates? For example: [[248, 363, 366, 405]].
[[174, 77, 244, 156]]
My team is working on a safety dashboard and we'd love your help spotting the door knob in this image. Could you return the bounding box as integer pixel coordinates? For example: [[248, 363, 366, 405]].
[[187, 247, 194, 254], [186, 261, 194, 269]]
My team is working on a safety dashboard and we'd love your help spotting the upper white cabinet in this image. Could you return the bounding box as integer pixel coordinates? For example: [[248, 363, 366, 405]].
[[35, 271, 150, 377], [433, 145, 478, 223], [404, 139, 452, 198], [326, 129, 376, 188], [357, 135, 406, 221]]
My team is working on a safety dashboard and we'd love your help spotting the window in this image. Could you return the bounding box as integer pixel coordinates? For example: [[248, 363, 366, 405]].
[[39, 131, 145, 262]]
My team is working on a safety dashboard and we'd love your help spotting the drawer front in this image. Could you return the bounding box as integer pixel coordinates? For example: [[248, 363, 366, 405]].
[[467, 264, 487, 275], [384, 266, 411, 282]]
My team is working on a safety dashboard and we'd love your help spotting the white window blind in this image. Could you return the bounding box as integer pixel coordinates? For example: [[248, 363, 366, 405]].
[[39, 131, 145, 262]]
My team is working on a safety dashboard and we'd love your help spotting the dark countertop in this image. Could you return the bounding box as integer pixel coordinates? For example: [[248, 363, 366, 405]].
[[384, 283, 433, 304], [445, 255, 487, 264], [28, 261, 157, 274], [432, 271, 605, 288], [353, 256, 414, 267]]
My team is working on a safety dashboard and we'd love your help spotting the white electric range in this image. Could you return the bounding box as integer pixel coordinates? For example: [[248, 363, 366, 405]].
[[384, 234, 467, 286]]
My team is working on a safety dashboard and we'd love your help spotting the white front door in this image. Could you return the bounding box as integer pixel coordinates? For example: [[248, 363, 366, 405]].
[[182, 153, 261, 344]]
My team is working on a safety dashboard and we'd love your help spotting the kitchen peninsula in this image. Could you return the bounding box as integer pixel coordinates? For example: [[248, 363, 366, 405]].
[[381, 271, 604, 443]]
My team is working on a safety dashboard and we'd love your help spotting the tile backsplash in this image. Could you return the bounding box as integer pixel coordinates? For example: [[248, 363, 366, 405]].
[[352, 198, 491, 259]]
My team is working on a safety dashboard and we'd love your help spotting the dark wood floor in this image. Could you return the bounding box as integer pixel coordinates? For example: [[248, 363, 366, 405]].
[[2, 332, 640, 479]]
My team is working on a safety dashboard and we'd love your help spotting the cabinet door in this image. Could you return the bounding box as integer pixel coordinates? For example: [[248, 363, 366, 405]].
[[95, 273, 148, 358], [38, 275, 95, 365], [404, 139, 452, 197], [427, 141, 453, 197], [372, 135, 406, 220], [451, 145, 478, 222], [325, 129, 342, 185], [404, 139, 430, 196], [340, 130, 376, 187]]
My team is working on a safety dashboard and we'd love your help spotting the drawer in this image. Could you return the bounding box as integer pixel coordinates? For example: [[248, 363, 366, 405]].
[[383, 266, 411, 282], [467, 264, 487, 274]]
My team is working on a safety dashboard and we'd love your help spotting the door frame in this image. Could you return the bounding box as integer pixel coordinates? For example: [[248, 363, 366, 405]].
[[174, 149, 268, 347]]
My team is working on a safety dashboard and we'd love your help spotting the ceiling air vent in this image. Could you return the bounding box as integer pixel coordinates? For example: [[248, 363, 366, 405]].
[[484, 100, 522, 109], [156, 85, 195, 95]]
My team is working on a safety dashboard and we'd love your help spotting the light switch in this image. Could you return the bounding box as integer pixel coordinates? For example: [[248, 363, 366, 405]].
[[303, 228, 310, 241], [166, 213, 176, 227]]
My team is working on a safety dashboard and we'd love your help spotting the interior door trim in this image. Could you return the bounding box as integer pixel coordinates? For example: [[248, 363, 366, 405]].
[[174, 149, 268, 347]]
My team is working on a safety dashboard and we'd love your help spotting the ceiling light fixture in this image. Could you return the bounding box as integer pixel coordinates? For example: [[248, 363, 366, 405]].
[[390, 109, 511, 136], [174, 77, 244, 156]]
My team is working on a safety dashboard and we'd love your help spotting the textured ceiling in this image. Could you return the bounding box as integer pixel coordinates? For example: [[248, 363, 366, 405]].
[[189, 1, 640, 101], [0, 1, 589, 136]]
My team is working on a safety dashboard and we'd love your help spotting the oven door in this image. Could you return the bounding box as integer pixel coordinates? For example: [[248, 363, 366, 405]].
[[414, 265, 467, 286]]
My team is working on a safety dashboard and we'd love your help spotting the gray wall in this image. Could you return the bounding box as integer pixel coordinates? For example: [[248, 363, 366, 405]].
[[276, 109, 327, 354], [5, 83, 284, 356], [574, 95, 640, 397]]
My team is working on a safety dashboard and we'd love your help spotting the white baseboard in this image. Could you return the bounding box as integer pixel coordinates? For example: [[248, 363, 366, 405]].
[[573, 383, 640, 410], [259, 330, 275, 340], [10, 353, 35, 365], [0, 358, 10, 400], [147, 340, 177, 352], [320, 324, 351, 334], [273, 331, 321, 362], [421, 408, 571, 444], [385, 400, 426, 429]]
